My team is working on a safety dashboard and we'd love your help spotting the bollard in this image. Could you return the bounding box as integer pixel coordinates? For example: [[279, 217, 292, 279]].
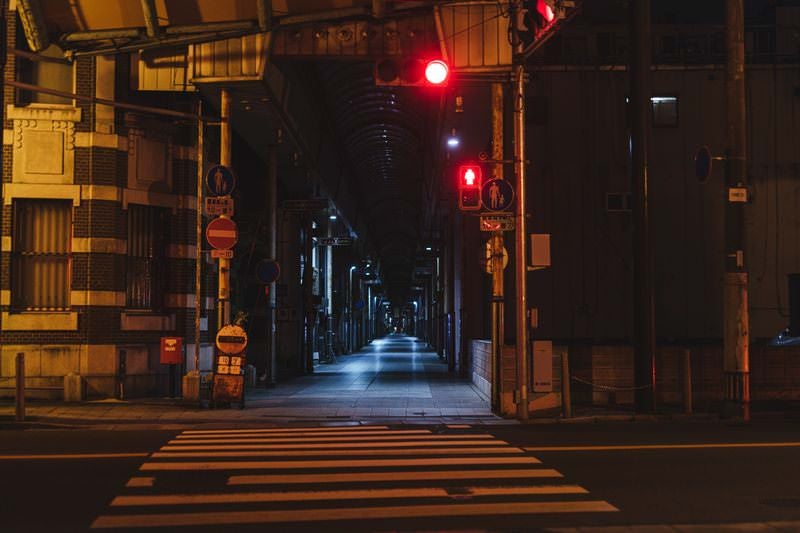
[[15, 353, 25, 422], [683, 348, 693, 415], [561, 350, 572, 419]]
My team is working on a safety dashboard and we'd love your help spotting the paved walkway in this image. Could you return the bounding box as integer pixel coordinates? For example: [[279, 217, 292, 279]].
[[246, 334, 490, 418], [0, 334, 496, 429]]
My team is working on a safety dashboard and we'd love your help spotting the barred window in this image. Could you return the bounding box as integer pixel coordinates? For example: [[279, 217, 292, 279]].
[[12, 200, 72, 310], [126, 205, 168, 310]]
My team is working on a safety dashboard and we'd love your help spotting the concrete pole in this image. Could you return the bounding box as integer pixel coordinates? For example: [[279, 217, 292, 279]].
[[490, 82, 505, 411], [513, 59, 529, 420], [630, 0, 657, 412], [724, 0, 750, 421], [194, 103, 203, 374], [266, 146, 277, 385], [218, 88, 232, 329]]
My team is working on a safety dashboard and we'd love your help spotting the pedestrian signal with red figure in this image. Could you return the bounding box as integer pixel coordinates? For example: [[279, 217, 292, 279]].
[[458, 164, 483, 211]]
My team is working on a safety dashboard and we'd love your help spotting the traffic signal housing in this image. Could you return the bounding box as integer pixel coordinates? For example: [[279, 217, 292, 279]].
[[374, 57, 450, 87], [458, 164, 483, 211], [516, 0, 560, 46]]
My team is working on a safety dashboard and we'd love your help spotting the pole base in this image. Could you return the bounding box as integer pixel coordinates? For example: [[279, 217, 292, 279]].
[[182, 371, 201, 402]]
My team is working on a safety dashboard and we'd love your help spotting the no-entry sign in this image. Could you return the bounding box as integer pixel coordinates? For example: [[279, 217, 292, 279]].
[[216, 324, 248, 355], [206, 217, 238, 250]]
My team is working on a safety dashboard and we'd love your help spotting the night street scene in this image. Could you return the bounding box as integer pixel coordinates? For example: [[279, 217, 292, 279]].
[[3, 0, 800, 532]]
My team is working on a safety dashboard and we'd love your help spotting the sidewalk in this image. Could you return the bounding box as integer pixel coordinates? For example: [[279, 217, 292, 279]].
[[3, 333, 798, 430], [0, 335, 500, 429]]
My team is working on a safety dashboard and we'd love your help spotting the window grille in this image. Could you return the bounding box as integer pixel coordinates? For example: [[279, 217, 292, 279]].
[[12, 200, 72, 310], [126, 205, 168, 310]]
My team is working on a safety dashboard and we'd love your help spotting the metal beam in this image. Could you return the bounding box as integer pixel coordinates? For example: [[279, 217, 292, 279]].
[[62, 28, 141, 42], [372, 0, 390, 19], [140, 0, 161, 38], [62, 21, 255, 42], [16, 0, 50, 52], [6, 80, 219, 122], [257, 0, 272, 32]]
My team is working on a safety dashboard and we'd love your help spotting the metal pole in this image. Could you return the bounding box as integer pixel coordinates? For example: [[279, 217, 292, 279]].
[[15, 353, 25, 422], [303, 216, 315, 373], [326, 222, 333, 356], [267, 147, 278, 385], [630, 0, 656, 412], [490, 82, 505, 412], [5, 80, 218, 122], [349, 266, 356, 353], [724, 0, 750, 421], [218, 88, 232, 329], [513, 59, 529, 420]]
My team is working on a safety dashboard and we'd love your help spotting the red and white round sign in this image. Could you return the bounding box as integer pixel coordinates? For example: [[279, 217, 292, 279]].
[[206, 217, 238, 250]]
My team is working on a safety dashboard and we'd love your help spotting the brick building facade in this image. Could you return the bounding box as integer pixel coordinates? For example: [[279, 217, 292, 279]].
[[0, 11, 212, 399]]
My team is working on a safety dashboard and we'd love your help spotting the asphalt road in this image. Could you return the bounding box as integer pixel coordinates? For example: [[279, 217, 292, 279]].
[[1, 421, 799, 532]]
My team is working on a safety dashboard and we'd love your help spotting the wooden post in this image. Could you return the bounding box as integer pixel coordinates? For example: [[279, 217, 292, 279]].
[[684, 348, 693, 415], [561, 350, 572, 419]]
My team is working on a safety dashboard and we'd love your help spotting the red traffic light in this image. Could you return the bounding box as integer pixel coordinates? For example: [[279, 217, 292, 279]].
[[536, 0, 555, 23], [458, 164, 483, 211], [375, 57, 450, 87], [425, 60, 449, 85]]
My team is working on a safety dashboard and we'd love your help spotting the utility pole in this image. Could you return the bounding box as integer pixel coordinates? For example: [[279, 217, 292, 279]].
[[513, 46, 530, 421], [218, 88, 232, 330], [630, 0, 656, 412], [490, 82, 505, 412], [724, 0, 750, 421], [193, 102, 204, 378]]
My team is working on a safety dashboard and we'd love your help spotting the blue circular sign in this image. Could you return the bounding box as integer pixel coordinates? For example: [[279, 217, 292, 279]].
[[206, 164, 236, 197], [255, 259, 281, 284], [354, 300, 366, 311], [481, 179, 514, 212], [695, 145, 712, 183]]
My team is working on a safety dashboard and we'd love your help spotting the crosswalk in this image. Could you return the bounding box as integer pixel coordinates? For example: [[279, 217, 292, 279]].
[[91, 425, 618, 529]]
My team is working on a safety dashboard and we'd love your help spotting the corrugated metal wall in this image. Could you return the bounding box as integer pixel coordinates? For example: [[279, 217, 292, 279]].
[[529, 66, 800, 341]]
